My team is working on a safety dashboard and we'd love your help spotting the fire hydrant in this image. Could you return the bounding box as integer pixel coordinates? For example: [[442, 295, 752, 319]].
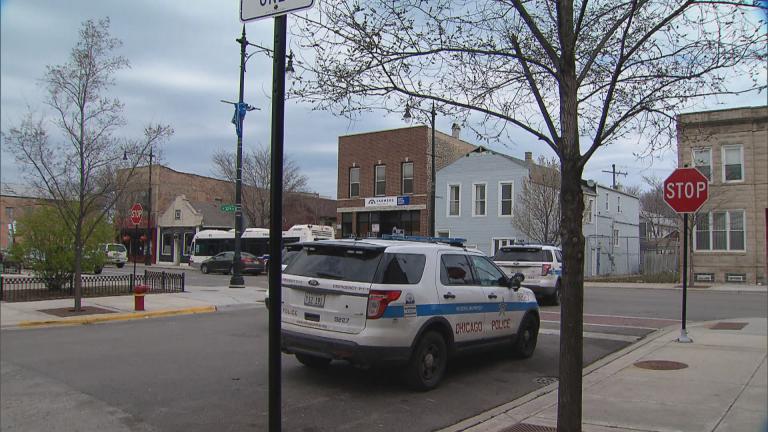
[[133, 284, 149, 311]]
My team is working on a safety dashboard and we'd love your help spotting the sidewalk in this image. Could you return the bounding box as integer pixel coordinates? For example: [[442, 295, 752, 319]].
[[0, 284, 267, 329], [584, 281, 766, 293], [442, 317, 768, 432]]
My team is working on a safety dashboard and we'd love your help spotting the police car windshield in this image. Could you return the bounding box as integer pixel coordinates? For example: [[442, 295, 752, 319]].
[[285, 245, 385, 283], [494, 247, 547, 262]]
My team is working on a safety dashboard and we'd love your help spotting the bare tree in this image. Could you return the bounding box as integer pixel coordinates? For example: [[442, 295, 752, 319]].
[[513, 156, 562, 245], [290, 1, 764, 429], [639, 176, 679, 239], [4, 18, 173, 311], [212, 144, 309, 228]]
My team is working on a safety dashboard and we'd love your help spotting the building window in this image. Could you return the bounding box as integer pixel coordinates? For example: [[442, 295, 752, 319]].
[[448, 184, 461, 217], [341, 213, 353, 238], [473, 183, 487, 216], [183, 232, 193, 255], [174, 209, 181, 220], [695, 210, 745, 251], [605, 193, 609, 211], [437, 230, 450, 238], [692, 147, 712, 181], [493, 238, 516, 256], [617, 196, 621, 213], [401, 162, 414, 194], [374, 165, 386, 196], [722, 145, 743, 182], [162, 233, 172, 255], [585, 198, 594, 223], [499, 182, 513, 217], [349, 167, 360, 198], [613, 229, 619, 247]]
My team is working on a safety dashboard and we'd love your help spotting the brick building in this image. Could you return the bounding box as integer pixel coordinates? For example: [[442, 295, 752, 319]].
[[0, 184, 49, 251], [676, 106, 767, 284], [336, 125, 476, 238], [117, 165, 337, 264]]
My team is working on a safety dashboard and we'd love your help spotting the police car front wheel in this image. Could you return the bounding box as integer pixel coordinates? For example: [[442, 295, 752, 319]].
[[405, 331, 448, 391], [512, 313, 539, 359]]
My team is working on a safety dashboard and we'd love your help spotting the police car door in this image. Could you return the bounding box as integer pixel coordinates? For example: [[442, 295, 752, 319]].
[[436, 253, 488, 343], [468, 255, 520, 339]]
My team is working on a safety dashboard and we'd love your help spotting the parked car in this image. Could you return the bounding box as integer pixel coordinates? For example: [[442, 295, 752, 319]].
[[101, 243, 127, 268], [275, 237, 538, 390], [493, 244, 562, 305], [200, 251, 265, 275]]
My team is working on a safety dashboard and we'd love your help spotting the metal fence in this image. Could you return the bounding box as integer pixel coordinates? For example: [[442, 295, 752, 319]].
[[0, 270, 185, 303]]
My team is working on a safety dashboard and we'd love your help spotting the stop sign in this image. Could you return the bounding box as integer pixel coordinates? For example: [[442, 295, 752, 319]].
[[130, 202, 144, 225], [663, 168, 709, 213]]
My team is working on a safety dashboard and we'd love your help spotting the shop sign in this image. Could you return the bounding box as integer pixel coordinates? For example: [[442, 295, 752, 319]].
[[365, 196, 411, 207]]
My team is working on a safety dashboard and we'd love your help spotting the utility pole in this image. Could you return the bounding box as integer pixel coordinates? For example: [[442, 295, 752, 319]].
[[601, 164, 628, 189]]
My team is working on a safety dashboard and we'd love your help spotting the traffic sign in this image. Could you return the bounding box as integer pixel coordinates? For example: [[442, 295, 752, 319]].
[[130, 202, 144, 225], [221, 204, 237, 212], [241, 0, 314, 21], [663, 168, 709, 213]]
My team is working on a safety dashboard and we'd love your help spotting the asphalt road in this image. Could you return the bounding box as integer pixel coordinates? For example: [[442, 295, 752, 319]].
[[2, 285, 764, 432]]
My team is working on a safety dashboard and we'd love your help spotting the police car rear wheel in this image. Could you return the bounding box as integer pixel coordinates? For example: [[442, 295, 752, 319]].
[[548, 280, 561, 306], [295, 353, 331, 369], [512, 314, 539, 359], [405, 331, 447, 391]]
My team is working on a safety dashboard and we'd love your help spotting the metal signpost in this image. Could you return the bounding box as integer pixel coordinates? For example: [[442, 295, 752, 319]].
[[240, 1, 315, 430], [130, 203, 143, 286], [663, 167, 709, 343]]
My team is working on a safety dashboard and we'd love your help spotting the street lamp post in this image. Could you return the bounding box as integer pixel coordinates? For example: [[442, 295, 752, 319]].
[[145, 147, 153, 265], [404, 101, 437, 237]]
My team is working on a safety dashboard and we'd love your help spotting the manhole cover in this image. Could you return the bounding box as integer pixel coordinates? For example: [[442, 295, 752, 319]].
[[634, 360, 688, 370], [710, 322, 747, 330], [534, 376, 558, 386], [502, 423, 557, 432]]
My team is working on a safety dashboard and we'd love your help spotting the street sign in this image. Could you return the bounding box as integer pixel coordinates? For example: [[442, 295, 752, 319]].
[[663, 168, 709, 213], [221, 204, 237, 212], [241, 0, 314, 22], [130, 202, 144, 225]]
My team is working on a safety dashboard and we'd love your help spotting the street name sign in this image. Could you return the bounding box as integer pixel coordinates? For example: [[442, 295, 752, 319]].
[[130, 203, 144, 225], [221, 204, 237, 212], [241, 0, 315, 22], [663, 168, 709, 213]]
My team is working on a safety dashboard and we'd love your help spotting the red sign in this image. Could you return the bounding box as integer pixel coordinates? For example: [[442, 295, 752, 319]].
[[130, 202, 144, 225], [663, 168, 709, 213]]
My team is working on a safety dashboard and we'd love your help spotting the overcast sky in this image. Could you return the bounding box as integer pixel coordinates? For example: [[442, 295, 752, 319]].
[[2, 0, 765, 199]]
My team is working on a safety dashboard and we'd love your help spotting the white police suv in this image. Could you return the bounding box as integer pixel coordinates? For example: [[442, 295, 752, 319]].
[[493, 244, 562, 306], [277, 237, 540, 390]]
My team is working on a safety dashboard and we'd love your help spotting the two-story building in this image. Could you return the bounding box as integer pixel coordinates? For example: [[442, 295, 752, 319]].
[[676, 106, 767, 284], [336, 126, 475, 238], [435, 147, 640, 276]]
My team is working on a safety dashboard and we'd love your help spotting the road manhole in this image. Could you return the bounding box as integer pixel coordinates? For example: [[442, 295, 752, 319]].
[[710, 322, 748, 330], [502, 423, 557, 432], [634, 360, 688, 370], [534, 376, 558, 386]]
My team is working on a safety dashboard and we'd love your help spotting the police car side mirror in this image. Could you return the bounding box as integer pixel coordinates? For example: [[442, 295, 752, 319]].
[[507, 272, 525, 291]]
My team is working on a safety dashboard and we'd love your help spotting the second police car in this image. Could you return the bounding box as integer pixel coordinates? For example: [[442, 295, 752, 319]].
[[277, 236, 540, 390]]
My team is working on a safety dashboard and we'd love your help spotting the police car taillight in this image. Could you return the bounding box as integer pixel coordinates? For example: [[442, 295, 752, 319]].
[[366, 290, 401, 319], [541, 264, 552, 276]]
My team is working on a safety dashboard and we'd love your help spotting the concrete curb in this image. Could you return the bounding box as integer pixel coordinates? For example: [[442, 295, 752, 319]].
[[437, 324, 680, 432], [15, 305, 217, 329]]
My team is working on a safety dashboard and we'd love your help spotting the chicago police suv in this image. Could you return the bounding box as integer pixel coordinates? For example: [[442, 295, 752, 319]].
[[277, 236, 540, 390]]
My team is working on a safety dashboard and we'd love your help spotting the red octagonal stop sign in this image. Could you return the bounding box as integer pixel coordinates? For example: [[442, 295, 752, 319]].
[[663, 168, 709, 213], [130, 202, 144, 225]]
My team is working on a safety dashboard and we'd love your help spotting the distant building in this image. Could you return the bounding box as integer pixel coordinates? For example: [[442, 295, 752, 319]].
[[0, 184, 49, 250], [676, 106, 767, 284], [435, 148, 640, 276], [336, 125, 475, 238]]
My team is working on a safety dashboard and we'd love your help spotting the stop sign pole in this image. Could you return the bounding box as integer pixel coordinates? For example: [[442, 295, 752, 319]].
[[130, 203, 143, 289], [663, 167, 709, 343]]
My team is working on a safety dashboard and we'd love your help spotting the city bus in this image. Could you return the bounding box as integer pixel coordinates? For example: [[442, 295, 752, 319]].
[[281, 224, 335, 245]]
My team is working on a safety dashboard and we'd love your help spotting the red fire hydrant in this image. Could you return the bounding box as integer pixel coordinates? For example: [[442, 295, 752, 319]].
[[133, 284, 149, 311]]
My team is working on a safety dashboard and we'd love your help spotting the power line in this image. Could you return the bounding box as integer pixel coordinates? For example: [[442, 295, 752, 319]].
[[602, 164, 628, 188]]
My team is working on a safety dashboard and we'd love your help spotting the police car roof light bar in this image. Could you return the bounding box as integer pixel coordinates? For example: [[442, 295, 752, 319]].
[[380, 234, 466, 247]]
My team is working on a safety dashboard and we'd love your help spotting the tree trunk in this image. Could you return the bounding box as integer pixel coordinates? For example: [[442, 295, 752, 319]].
[[73, 222, 83, 311]]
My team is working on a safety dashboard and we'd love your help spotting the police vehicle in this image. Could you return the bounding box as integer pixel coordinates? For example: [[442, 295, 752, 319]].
[[493, 243, 563, 306], [276, 236, 539, 390]]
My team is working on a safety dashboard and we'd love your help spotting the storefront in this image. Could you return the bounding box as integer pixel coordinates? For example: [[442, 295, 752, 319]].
[[339, 195, 426, 238]]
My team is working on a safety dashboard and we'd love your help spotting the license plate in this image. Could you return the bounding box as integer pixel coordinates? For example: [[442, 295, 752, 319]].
[[304, 292, 325, 308]]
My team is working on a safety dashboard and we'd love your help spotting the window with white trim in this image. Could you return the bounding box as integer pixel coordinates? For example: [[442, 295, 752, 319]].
[[349, 167, 360, 197], [695, 210, 745, 251], [722, 145, 743, 182], [448, 184, 460, 216], [374, 165, 386, 196], [401, 162, 414, 194], [162, 233, 172, 255], [499, 182, 513, 216], [692, 147, 712, 181], [473, 183, 487, 216], [605, 193, 609, 211], [613, 229, 619, 247], [617, 196, 622, 213], [585, 198, 594, 223], [492, 238, 516, 256]]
